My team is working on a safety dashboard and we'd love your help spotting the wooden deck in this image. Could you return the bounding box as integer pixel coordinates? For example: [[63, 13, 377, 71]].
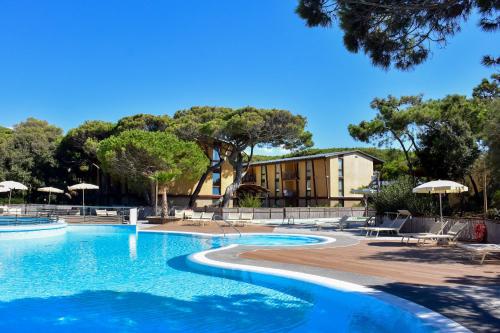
[[240, 239, 500, 286]]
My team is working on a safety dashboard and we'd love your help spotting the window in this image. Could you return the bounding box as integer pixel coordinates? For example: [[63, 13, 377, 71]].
[[212, 148, 221, 195], [275, 165, 281, 194], [338, 178, 344, 197], [338, 157, 344, 178], [261, 166, 267, 189], [305, 160, 312, 198]]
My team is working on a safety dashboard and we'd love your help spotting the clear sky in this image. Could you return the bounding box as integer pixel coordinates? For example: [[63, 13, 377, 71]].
[[0, 0, 496, 154]]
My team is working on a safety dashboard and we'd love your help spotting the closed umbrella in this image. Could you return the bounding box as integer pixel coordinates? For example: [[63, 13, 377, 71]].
[[0, 181, 28, 205], [68, 183, 99, 216], [37, 186, 64, 205], [413, 180, 468, 222]]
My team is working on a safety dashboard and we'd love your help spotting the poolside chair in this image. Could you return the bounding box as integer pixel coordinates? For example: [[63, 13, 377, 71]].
[[96, 209, 107, 217], [413, 221, 467, 246], [189, 211, 203, 221], [315, 215, 349, 231], [457, 243, 500, 264], [174, 209, 185, 219], [400, 221, 447, 244], [362, 210, 411, 237]]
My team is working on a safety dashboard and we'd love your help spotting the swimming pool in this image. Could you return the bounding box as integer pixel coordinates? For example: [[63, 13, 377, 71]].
[[0, 226, 461, 332]]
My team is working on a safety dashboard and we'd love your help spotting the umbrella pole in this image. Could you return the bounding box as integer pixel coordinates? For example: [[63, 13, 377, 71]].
[[82, 189, 85, 221], [48, 190, 51, 205], [8, 190, 12, 206], [439, 193, 443, 222]]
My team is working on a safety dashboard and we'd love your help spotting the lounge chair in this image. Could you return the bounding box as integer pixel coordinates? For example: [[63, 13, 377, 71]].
[[315, 215, 349, 231], [189, 211, 203, 222], [413, 221, 467, 246], [239, 213, 253, 226], [457, 243, 500, 264], [174, 209, 186, 219], [362, 210, 411, 237], [400, 221, 447, 244], [96, 209, 108, 217]]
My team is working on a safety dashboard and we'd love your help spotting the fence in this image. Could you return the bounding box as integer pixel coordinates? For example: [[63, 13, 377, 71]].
[[188, 207, 374, 221], [398, 216, 500, 243], [4, 204, 135, 224]]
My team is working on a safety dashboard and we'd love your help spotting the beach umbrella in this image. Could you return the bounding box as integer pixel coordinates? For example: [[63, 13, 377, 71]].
[[68, 183, 99, 216], [351, 188, 377, 216], [413, 180, 468, 222], [37, 186, 64, 205], [0, 181, 28, 205]]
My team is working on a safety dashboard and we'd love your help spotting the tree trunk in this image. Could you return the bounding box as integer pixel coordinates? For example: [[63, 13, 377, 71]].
[[390, 130, 415, 181], [161, 187, 168, 221], [188, 159, 224, 208], [222, 153, 244, 207]]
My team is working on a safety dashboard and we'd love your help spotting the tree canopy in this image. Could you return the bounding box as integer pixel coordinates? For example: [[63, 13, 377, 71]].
[[1, 118, 63, 193], [173, 106, 313, 206], [97, 130, 208, 216], [296, 1, 499, 70], [113, 114, 172, 133]]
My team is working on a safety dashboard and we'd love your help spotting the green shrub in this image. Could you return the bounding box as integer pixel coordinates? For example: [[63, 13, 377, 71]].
[[372, 176, 435, 216], [238, 194, 262, 208]]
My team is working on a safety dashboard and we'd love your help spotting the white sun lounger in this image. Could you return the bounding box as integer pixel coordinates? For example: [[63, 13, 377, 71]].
[[315, 216, 349, 231], [457, 243, 500, 264], [413, 221, 467, 246], [362, 210, 411, 237], [400, 221, 447, 244]]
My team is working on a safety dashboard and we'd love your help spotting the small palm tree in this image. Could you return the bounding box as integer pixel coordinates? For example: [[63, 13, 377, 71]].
[[150, 171, 177, 220]]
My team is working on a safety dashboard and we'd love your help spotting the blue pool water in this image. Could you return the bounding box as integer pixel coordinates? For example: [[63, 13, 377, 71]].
[[0, 226, 435, 332]]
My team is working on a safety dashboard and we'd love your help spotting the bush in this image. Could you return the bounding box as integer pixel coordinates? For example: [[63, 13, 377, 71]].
[[238, 194, 262, 208], [372, 176, 435, 216]]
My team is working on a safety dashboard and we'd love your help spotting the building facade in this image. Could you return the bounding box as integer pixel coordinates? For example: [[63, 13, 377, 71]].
[[242, 151, 383, 207], [165, 149, 382, 208]]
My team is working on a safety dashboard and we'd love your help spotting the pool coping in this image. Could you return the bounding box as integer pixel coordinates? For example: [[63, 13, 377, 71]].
[[138, 228, 471, 332]]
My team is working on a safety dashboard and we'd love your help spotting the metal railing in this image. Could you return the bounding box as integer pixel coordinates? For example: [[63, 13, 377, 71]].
[[5, 204, 134, 224], [0, 212, 60, 226]]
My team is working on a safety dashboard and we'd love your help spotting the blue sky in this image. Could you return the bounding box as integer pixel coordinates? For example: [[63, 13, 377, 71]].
[[0, 1, 496, 154]]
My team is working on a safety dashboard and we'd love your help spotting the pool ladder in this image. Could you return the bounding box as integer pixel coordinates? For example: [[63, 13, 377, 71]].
[[213, 215, 241, 238]]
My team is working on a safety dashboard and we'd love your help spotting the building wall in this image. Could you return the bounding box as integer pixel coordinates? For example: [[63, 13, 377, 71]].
[[166, 146, 235, 207], [245, 152, 376, 208]]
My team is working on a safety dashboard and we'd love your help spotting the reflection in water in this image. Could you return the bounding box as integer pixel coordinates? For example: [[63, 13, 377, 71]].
[[128, 234, 137, 260]]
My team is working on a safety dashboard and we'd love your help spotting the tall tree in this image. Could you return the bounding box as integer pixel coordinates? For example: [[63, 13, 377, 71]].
[[97, 130, 208, 217], [0, 126, 13, 181], [173, 107, 313, 207], [58, 120, 115, 181], [114, 114, 172, 133], [348, 96, 422, 179], [173, 107, 237, 207], [296, 1, 499, 70], [3, 118, 63, 193]]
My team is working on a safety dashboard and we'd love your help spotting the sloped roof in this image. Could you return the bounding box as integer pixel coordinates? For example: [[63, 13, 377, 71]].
[[249, 150, 384, 166]]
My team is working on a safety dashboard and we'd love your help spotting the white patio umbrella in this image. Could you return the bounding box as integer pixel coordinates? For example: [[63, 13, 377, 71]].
[[413, 180, 468, 222], [68, 183, 99, 216], [37, 186, 64, 205], [0, 181, 28, 205]]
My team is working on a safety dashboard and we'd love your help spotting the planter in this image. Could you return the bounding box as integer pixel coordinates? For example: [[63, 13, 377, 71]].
[[146, 216, 181, 224]]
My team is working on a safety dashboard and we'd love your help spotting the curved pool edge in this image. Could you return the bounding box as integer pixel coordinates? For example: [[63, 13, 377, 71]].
[[0, 221, 67, 240], [138, 229, 337, 246], [187, 244, 471, 333]]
